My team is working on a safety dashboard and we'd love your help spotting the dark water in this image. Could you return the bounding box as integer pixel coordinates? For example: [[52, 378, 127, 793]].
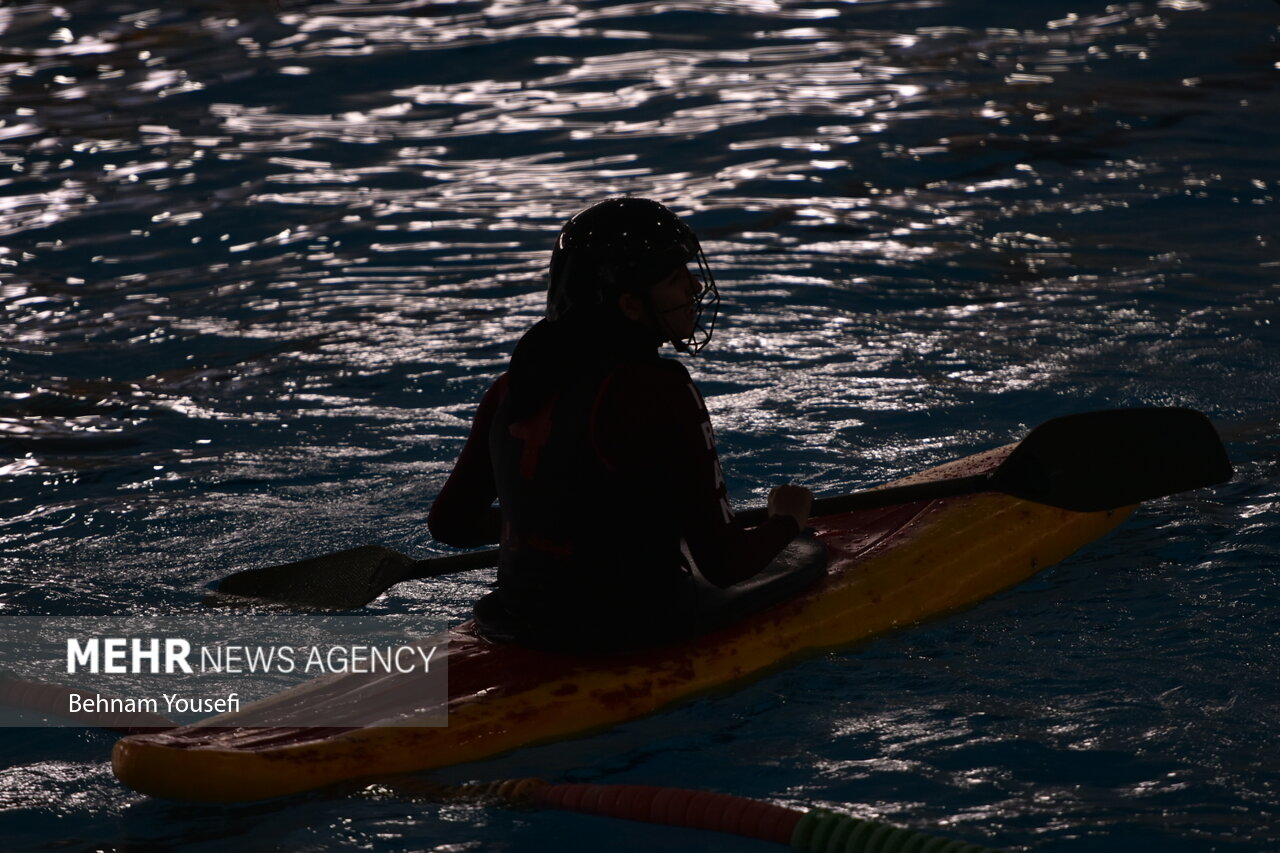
[[2, 0, 1277, 849]]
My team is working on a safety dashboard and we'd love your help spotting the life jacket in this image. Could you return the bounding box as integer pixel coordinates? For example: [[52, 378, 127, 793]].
[[487, 356, 698, 644]]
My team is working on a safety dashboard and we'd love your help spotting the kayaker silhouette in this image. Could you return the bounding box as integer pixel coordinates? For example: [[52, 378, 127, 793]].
[[428, 197, 823, 652]]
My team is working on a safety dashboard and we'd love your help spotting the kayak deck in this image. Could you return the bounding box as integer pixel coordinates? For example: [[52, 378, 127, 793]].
[[113, 446, 1133, 801]]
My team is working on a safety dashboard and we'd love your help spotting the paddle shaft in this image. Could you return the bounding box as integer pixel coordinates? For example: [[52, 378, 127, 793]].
[[401, 473, 994, 581], [740, 473, 992, 526], [216, 406, 1231, 608]]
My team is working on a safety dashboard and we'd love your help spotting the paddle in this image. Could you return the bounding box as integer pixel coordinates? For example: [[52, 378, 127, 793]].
[[211, 407, 1231, 609]]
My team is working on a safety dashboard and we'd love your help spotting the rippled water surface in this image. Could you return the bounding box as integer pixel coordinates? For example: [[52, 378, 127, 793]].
[[2, 0, 1278, 850]]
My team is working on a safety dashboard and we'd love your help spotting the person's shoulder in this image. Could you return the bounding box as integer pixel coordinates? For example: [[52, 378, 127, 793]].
[[599, 358, 699, 423], [476, 371, 511, 410]]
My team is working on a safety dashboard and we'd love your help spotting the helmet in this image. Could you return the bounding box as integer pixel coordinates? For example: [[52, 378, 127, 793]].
[[546, 197, 719, 353]]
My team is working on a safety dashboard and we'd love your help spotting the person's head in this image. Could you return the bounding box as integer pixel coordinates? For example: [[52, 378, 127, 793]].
[[546, 197, 719, 353]]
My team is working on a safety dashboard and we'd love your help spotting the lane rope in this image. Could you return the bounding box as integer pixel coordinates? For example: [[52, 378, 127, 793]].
[[406, 778, 1003, 852]]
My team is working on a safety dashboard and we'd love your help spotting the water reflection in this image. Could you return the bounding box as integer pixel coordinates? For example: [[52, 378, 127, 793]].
[[1, 0, 1276, 844]]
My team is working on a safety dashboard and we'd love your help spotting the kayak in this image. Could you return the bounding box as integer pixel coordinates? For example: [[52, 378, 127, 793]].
[[112, 444, 1133, 802]]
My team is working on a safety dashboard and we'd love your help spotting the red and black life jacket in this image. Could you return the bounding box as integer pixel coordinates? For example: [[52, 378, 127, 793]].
[[488, 354, 698, 640]]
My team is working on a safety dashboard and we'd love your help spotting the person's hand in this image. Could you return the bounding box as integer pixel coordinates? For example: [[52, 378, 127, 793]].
[[767, 484, 813, 530]]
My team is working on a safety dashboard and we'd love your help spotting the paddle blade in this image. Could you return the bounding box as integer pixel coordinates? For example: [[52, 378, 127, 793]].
[[993, 407, 1233, 512], [211, 545, 416, 609]]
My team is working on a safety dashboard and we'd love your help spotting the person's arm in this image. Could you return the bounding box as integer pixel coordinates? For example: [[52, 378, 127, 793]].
[[672, 373, 807, 587], [600, 362, 809, 587], [426, 376, 505, 547]]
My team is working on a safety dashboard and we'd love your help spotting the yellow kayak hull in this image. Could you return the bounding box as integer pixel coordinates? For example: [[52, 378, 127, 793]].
[[113, 446, 1132, 802]]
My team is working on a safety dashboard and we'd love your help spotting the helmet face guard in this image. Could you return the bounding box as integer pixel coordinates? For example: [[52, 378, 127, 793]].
[[656, 248, 719, 354], [548, 198, 720, 354]]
